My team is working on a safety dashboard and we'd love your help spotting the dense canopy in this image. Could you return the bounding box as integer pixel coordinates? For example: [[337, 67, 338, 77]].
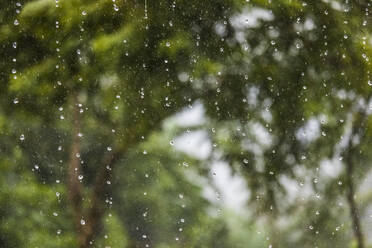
[[1, 0, 372, 248]]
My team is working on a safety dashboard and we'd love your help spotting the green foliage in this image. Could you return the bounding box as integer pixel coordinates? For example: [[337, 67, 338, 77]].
[[1, 0, 372, 247]]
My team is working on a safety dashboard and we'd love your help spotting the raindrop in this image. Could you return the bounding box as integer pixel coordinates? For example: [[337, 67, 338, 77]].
[[20, 134, 25, 141], [107, 146, 112, 151], [81, 10, 87, 16], [13, 98, 19, 104], [80, 219, 85, 225]]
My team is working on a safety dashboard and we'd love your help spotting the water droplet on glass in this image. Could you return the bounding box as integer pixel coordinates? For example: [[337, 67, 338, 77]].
[[20, 134, 25, 141], [80, 219, 85, 225]]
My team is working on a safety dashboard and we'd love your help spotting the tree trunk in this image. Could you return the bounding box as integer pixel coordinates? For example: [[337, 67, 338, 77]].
[[67, 93, 126, 247], [67, 93, 86, 247], [345, 144, 365, 248]]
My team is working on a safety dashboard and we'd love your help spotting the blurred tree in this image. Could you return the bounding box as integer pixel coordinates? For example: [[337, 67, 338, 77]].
[[1, 0, 372, 248], [0, 0, 243, 247]]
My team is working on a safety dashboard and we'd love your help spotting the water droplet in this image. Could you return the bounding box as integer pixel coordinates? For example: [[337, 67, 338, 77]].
[[169, 140, 175, 146], [13, 98, 19, 104], [20, 134, 25, 141], [107, 146, 112, 151], [81, 10, 87, 16], [80, 219, 85, 225], [14, 19, 19, 26], [78, 175, 83, 180]]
